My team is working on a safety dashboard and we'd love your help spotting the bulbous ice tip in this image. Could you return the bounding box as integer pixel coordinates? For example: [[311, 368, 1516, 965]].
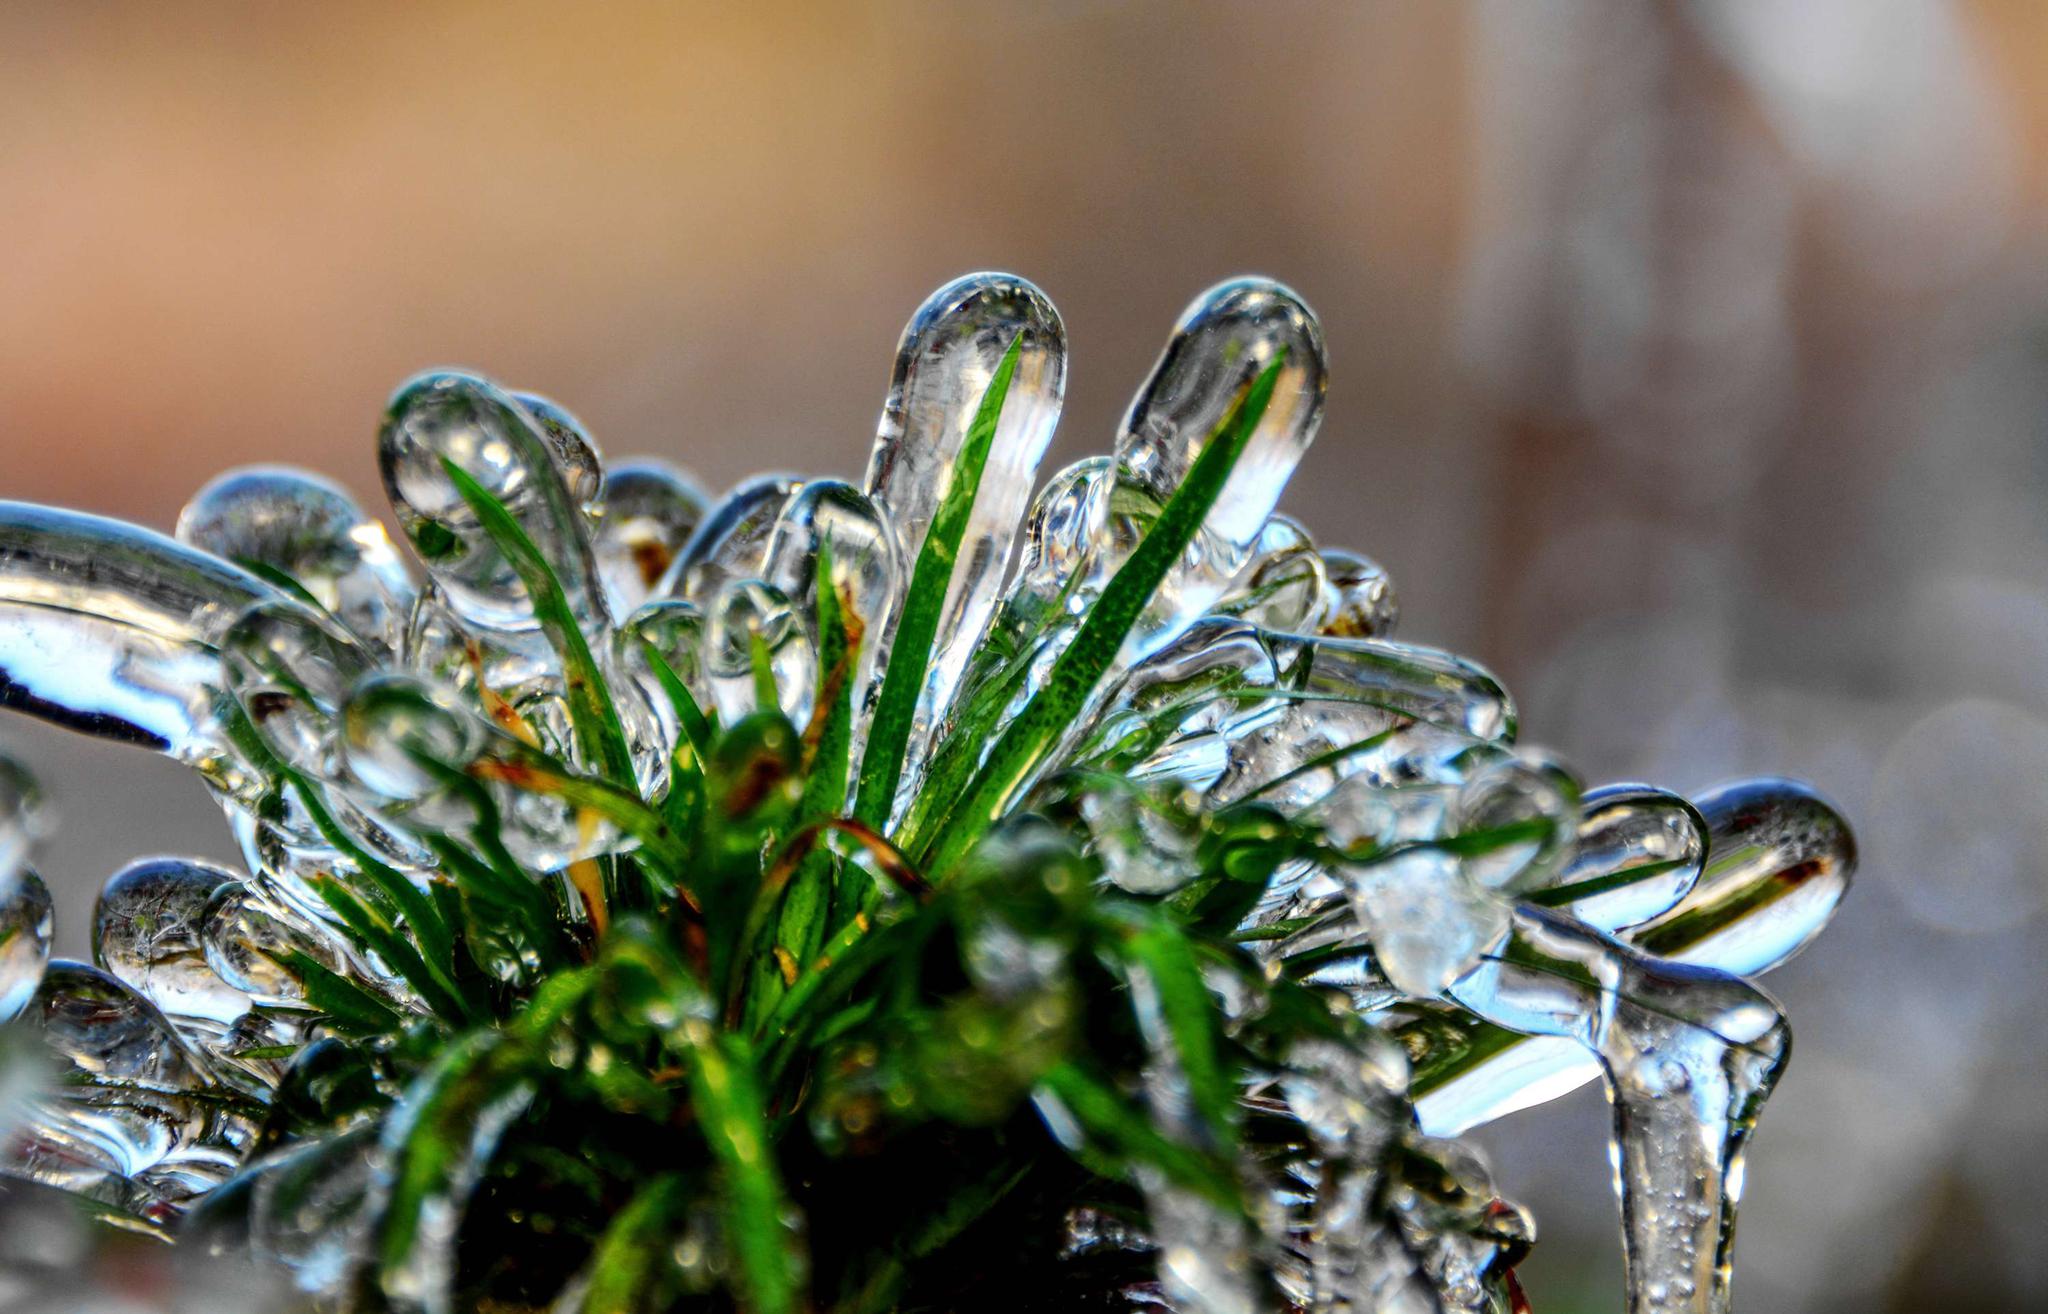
[[1634, 777, 1855, 977], [510, 391, 606, 513], [868, 271, 1069, 560], [220, 597, 372, 773], [1118, 278, 1327, 550], [93, 857, 249, 1027], [340, 673, 483, 804], [899, 271, 1066, 368], [379, 369, 597, 631], [177, 465, 369, 569], [381, 369, 541, 521]]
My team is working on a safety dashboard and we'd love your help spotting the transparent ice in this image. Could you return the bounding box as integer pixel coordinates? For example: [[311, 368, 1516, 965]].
[[0, 272, 1852, 1312]]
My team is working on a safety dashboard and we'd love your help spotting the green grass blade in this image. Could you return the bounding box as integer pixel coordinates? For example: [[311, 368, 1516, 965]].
[[376, 1030, 536, 1292], [750, 546, 859, 1028], [675, 1021, 802, 1314], [576, 1174, 692, 1313], [749, 630, 779, 713], [309, 875, 475, 1023], [910, 357, 1285, 874], [853, 335, 1022, 830], [278, 950, 405, 1034], [1109, 912, 1239, 1145], [440, 456, 637, 787], [636, 639, 713, 868], [1525, 857, 1694, 910]]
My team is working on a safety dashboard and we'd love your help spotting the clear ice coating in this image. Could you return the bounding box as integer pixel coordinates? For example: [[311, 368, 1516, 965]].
[[178, 466, 417, 657], [509, 391, 606, 514], [590, 458, 710, 616], [0, 867, 51, 1024], [763, 478, 899, 734], [0, 273, 1852, 1314], [0, 502, 282, 775], [379, 369, 608, 634], [865, 273, 1065, 760], [1449, 908, 1788, 1314], [94, 857, 252, 1029]]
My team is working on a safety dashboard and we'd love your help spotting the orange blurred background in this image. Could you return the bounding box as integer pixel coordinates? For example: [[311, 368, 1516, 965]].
[[4, 3, 2047, 1309]]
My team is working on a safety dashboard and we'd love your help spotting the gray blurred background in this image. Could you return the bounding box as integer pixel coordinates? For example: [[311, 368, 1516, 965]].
[[2, 2, 2044, 1309]]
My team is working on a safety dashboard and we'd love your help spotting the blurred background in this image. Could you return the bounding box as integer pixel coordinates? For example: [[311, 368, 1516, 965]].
[[1, 1, 2044, 1308]]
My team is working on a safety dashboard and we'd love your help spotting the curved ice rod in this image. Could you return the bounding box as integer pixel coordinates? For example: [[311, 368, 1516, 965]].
[[1450, 905, 1785, 1314]]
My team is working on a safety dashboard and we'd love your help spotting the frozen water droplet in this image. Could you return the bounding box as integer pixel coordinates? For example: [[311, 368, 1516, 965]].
[[664, 475, 800, 606], [763, 479, 900, 735], [221, 597, 375, 777], [0, 866, 52, 1023], [93, 858, 251, 1028], [866, 272, 1066, 735], [616, 598, 711, 751], [1452, 754, 1578, 893], [1538, 785, 1708, 932], [1117, 278, 1325, 571], [1219, 515, 1328, 633], [378, 370, 608, 633], [12, 961, 217, 1184], [1316, 548, 1398, 639], [177, 466, 416, 655], [592, 459, 710, 616], [339, 674, 488, 830], [508, 391, 605, 513], [1632, 779, 1854, 977], [0, 503, 281, 775], [200, 880, 351, 1005], [704, 579, 815, 727]]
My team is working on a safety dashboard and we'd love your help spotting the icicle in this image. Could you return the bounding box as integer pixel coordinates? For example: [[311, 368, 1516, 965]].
[[865, 272, 1067, 750], [1412, 780, 1853, 1139], [1447, 907, 1789, 1314]]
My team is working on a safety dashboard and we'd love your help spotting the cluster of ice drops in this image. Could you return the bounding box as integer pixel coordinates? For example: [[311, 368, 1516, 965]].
[[0, 271, 1853, 1314]]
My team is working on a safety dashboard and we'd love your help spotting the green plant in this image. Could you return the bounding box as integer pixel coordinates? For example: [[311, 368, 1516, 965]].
[[0, 274, 1852, 1314]]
